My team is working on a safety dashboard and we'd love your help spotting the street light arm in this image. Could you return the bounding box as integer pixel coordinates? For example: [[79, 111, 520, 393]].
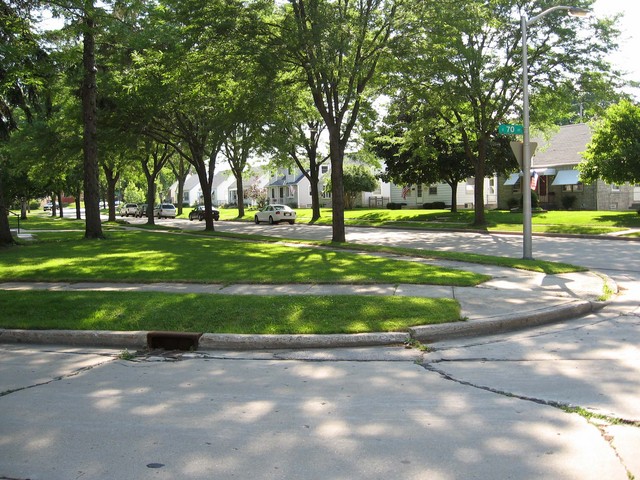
[[527, 6, 590, 26]]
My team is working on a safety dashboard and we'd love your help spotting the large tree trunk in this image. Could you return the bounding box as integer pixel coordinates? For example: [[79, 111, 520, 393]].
[[236, 175, 245, 218], [447, 180, 458, 213], [145, 180, 156, 226], [58, 190, 64, 218], [309, 170, 321, 223], [328, 128, 345, 243], [0, 173, 15, 246], [81, 12, 104, 239]]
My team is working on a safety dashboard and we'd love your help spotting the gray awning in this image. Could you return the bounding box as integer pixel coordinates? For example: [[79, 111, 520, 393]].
[[552, 170, 580, 186], [504, 172, 520, 185]]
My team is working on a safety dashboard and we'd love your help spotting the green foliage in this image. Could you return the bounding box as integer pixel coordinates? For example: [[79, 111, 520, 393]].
[[0, 291, 461, 334], [579, 100, 640, 184], [561, 195, 577, 210], [0, 229, 488, 287], [123, 184, 146, 204]]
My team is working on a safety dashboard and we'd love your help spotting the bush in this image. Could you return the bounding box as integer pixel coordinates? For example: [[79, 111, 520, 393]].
[[561, 195, 577, 210], [519, 191, 539, 209], [422, 202, 446, 209], [386, 202, 405, 210], [506, 197, 519, 210]]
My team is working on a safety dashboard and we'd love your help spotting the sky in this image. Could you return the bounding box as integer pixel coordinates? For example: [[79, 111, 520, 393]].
[[592, 0, 640, 97]]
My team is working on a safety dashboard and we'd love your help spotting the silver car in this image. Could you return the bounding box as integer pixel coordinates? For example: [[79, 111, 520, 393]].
[[154, 203, 177, 219]]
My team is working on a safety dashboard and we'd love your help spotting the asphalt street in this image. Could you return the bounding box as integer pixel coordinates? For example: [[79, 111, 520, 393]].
[[2, 218, 639, 479]]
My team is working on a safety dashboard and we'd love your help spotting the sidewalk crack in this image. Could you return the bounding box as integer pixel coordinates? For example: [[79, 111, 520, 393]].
[[0, 358, 113, 398]]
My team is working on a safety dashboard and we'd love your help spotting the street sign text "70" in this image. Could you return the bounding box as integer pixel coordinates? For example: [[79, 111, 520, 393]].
[[498, 124, 524, 135]]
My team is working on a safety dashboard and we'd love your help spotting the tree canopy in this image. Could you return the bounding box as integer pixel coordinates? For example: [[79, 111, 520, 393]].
[[579, 100, 640, 184]]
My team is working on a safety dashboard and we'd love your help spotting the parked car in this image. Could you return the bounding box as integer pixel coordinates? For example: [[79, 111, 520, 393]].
[[135, 204, 149, 218], [43, 202, 53, 211], [119, 203, 138, 217], [189, 205, 220, 221], [254, 204, 296, 225], [154, 203, 177, 219]]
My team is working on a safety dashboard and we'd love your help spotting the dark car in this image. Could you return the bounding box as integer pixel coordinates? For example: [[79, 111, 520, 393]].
[[189, 205, 220, 221]]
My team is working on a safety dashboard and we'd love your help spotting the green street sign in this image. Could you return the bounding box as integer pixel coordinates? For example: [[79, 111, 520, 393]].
[[498, 124, 524, 135]]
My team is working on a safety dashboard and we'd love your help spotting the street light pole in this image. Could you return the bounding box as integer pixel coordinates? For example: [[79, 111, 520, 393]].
[[520, 6, 589, 260]]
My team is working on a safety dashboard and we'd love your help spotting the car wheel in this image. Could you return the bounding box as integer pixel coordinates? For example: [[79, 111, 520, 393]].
[[289, 220, 295, 225], [268, 216, 274, 224], [254, 216, 260, 224]]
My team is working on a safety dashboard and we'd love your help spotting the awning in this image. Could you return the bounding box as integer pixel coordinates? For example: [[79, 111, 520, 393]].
[[552, 170, 580, 186], [533, 168, 556, 176], [504, 172, 520, 185]]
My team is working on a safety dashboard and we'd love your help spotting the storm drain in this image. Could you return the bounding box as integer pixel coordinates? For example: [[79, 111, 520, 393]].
[[147, 332, 203, 351]]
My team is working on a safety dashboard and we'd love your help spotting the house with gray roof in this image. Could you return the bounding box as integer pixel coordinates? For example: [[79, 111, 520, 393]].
[[499, 123, 640, 210]]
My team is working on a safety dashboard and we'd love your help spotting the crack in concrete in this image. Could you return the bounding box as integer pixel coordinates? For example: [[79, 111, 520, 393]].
[[0, 357, 114, 398], [421, 360, 639, 479]]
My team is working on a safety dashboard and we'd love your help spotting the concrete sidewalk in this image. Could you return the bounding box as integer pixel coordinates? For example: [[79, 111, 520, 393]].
[[0, 260, 615, 350]]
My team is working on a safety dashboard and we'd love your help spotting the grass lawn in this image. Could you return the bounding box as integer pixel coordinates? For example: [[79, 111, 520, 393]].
[[2, 213, 593, 334], [0, 291, 460, 334], [0, 227, 473, 333], [225, 207, 640, 235], [0, 230, 488, 286]]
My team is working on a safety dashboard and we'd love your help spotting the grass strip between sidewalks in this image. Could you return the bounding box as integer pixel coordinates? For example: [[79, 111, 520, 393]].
[[0, 291, 461, 334], [0, 230, 489, 286]]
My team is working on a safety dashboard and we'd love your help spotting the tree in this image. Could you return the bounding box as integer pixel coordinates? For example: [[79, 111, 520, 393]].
[[341, 164, 378, 210], [0, 1, 53, 245], [579, 100, 640, 184], [387, 0, 618, 226], [279, 0, 399, 242], [267, 85, 329, 223]]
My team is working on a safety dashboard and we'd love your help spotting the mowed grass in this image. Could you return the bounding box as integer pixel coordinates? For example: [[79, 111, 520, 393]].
[[228, 207, 640, 235], [0, 230, 488, 286], [0, 291, 460, 334]]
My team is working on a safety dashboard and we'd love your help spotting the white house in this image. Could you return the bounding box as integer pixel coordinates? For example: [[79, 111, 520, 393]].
[[169, 170, 237, 207], [227, 168, 271, 206], [388, 177, 498, 209]]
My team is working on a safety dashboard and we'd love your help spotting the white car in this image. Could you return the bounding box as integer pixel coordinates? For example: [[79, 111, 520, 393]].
[[119, 203, 138, 217], [254, 204, 296, 225], [154, 203, 177, 219]]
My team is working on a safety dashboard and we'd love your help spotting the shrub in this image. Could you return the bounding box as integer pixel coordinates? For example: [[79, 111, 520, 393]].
[[506, 197, 519, 210], [520, 191, 540, 208], [561, 195, 577, 210], [422, 202, 446, 209], [386, 202, 405, 210]]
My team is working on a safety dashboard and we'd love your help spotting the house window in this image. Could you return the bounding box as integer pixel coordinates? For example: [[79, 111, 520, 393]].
[[279, 187, 284, 198], [562, 183, 583, 192], [417, 184, 423, 197], [271, 188, 276, 199], [612, 184, 621, 192], [321, 165, 329, 174], [488, 177, 496, 195], [466, 178, 475, 193], [428, 185, 437, 195]]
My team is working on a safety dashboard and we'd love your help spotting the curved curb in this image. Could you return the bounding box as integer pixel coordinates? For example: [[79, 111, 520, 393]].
[[409, 300, 603, 343], [0, 301, 605, 351]]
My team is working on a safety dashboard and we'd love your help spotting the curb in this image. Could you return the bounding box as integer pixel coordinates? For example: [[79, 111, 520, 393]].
[[0, 301, 605, 351], [409, 300, 603, 343]]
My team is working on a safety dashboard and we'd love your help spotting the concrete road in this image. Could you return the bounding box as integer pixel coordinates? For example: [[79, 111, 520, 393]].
[[0, 342, 631, 480], [5, 218, 636, 478]]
